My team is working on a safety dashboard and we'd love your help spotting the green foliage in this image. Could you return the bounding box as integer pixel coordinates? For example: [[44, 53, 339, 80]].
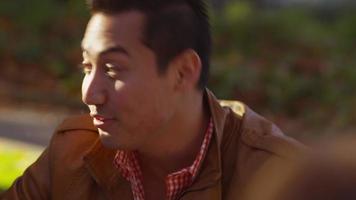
[[0, 0, 355, 125], [210, 1, 356, 125], [0, 145, 42, 190], [0, 0, 88, 96]]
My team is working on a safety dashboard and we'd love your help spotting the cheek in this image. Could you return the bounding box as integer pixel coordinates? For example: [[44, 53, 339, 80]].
[[111, 82, 141, 119], [111, 78, 174, 123], [115, 88, 155, 121], [114, 80, 125, 91], [142, 90, 175, 123], [113, 80, 130, 103]]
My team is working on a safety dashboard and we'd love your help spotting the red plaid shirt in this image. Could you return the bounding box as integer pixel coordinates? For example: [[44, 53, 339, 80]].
[[113, 118, 214, 200]]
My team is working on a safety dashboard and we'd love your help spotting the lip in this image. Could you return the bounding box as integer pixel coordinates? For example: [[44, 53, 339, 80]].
[[90, 114, 115, 129]]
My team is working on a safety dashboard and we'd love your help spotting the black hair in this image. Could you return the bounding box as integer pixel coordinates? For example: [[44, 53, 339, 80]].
[[86, 0, 211, 89]]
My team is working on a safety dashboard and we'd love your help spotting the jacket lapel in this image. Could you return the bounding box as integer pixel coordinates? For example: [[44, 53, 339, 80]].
[[206, 89, 228, 147], [83, 139, 133, 199], [179, 89, 228, 199]]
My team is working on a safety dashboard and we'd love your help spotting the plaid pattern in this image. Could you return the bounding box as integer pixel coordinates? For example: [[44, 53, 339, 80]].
[[114, 151, 145, 200], [114, 118, 214, 200]]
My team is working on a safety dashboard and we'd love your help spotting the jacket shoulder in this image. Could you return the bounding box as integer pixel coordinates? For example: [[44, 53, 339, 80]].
[[49, 114, 99, 169], [218, 98, 304, 158], [239, 106, 305, 158], [219, 100, 245, 119], [51, 113, 99, 151], [55, 114, 97, 133]]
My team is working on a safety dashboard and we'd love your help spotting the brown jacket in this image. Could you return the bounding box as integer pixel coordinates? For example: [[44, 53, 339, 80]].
[[1, 91, 304, 200]]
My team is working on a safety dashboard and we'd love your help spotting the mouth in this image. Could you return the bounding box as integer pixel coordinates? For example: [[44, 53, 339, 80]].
[[90, 114, 115, 129]]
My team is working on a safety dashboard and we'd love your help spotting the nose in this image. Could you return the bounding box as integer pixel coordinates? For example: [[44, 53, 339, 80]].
[[82, 69, 107, 106]]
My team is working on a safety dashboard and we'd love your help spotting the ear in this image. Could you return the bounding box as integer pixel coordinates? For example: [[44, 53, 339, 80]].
[[173, 49, 202, 91]]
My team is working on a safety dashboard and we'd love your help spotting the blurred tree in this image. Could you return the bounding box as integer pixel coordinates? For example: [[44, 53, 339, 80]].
[[211, 0, 229, 12], [0, 0, 355, 127]]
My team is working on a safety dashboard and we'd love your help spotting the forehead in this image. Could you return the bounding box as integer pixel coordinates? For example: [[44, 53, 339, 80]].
[[81, 11, 145, 55]]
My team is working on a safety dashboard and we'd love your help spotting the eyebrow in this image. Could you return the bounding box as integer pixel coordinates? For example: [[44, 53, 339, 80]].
[[82, 45, 130, 58]]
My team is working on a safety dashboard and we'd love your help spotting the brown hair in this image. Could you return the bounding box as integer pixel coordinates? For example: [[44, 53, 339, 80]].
[[86, 0, 211, 89]]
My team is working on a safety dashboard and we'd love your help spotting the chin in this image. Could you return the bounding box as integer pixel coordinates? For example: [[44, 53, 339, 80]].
[[99, 137, 118, 149], [98, 129, 133, 150], [98, 129, 118, 149]]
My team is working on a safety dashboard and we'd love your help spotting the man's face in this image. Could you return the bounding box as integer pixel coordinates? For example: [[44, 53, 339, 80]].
[[81, 11, 179, 150]]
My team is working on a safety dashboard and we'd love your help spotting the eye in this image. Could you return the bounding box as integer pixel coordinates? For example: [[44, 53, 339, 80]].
[[81, 62, 92, 75], [105, 63, 120, 79]]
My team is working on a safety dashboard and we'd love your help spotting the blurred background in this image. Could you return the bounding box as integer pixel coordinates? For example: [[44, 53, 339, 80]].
[[0, 0, 355, 192]]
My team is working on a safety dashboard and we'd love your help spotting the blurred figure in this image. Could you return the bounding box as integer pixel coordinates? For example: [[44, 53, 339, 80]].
[[244, 135, 356, 200]]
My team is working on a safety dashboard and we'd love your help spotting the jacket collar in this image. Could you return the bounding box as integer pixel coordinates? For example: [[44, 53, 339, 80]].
[[83, 139, 133, 198], [83, 88, 228, 196]]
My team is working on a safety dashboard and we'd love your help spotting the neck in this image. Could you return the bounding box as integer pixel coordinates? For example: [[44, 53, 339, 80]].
[[137, 90, 209, 178]]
